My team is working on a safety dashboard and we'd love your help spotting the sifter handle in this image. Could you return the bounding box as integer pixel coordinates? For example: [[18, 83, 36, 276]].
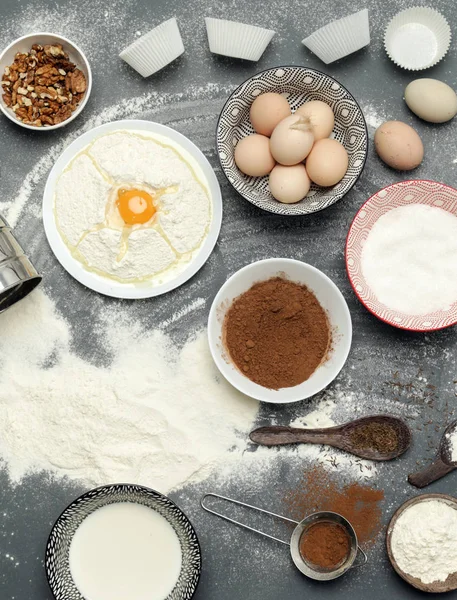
[[201, 493, 299, 546], [350, 545, 368, 569]]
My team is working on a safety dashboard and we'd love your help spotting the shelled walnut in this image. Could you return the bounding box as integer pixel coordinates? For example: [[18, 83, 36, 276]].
[[1, 43, 87, 127]]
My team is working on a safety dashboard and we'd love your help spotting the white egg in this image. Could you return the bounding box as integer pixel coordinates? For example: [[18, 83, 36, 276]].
[[269, 164, 311, 204], [269, 115, 315, 166], [405, 79, 457, 123]]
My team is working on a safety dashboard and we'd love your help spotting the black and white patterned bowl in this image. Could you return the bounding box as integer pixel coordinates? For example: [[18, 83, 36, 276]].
[[217, 66, 368, 215], [45, 484, 202, 600]]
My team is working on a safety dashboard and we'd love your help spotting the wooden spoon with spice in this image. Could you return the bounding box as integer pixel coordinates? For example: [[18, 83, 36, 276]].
[[408, 420, 457, 488], [250, 415, 411, 461]]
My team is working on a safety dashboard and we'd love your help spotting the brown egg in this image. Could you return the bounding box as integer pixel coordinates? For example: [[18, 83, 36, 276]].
[[295, 100, 335, 140], [270, 115, 315, 166], [306, 139, 348, 187], [234, 134, 276, 177], [250, 92, 292, 136], [269, 164, 311, 204], [374, 121, 424, 170]]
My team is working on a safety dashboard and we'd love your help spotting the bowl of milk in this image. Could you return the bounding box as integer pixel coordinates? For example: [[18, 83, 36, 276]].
[[45, 484, 201, 600]]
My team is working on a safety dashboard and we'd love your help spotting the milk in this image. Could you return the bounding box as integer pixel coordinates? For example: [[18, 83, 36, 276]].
[[69, 502, 182, 600]]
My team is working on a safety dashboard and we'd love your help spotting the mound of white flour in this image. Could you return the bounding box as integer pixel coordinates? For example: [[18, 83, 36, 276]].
[[0, 289, 258, 491]]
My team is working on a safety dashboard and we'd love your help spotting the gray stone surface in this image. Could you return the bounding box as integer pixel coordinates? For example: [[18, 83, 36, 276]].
[[1, 0, 457, 598]]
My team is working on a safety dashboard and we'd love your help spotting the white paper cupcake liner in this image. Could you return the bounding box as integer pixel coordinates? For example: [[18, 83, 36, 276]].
[[205, 18, 275, 61], [119, 18, 184, 77], [384, 7, 451, 71], [302, 9, 370, 64]]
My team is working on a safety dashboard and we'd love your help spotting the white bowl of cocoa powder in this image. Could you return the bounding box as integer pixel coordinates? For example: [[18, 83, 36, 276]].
[[208, 258, 352, 404], [0, 32, 92, 130]]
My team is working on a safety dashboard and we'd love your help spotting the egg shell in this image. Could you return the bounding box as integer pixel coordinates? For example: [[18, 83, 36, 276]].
[[405, 79, 457, 123], [250, 92, 292, 136], [305, 139, 348, 187], [234, 134, 276, 177], [374, 121, 423, 171], [268, 164, 311, 204], [269, 115, 315, 166], [295, 100, 335, 140]]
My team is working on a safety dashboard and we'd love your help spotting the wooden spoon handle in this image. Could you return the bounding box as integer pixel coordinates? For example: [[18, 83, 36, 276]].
[[250, 426, 337, 447], [408, 457, 456, 488]]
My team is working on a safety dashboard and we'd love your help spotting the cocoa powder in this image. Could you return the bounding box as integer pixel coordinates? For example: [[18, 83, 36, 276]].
[[299, 521, 351, 569], [223, 277, 331, 389], [285, 467, 385, 545]]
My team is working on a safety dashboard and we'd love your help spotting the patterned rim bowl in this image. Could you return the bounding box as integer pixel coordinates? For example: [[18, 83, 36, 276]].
[[216, 66, 368, 216], [45, 484, 202, 600], [346, 180, 457, 332]]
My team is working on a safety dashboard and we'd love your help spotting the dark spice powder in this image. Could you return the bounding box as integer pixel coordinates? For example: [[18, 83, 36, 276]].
[[349, 422, 399, 454], [224, 277, 331, 389], [285, 467, 385, 545], [299, 521, 350, 570]]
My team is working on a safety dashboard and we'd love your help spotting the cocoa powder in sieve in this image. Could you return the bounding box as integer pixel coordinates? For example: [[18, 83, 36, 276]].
[[223, 277, 331, 389]]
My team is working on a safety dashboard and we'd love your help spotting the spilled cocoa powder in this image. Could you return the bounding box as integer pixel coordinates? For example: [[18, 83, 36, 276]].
[[284, 467, 385, 546], [223, 277, 331, 389]]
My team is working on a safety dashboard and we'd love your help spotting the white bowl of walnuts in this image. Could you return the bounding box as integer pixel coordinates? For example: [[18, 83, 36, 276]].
[[0, 32, 92, 131]]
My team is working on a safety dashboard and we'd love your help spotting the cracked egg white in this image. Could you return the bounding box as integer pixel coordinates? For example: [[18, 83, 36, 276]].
[[54, 130, 212, 283]]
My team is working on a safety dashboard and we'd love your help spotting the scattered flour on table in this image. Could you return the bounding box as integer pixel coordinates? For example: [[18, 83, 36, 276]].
[[0, 290, 382, 489], [445, 429, 457, 463], [362, 104, 383, 130], [159, 298, 206, 329], [0, 290, 258, 491]]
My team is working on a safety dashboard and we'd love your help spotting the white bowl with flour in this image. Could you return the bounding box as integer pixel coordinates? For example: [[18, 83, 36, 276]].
[[43, 119, 222, 299]]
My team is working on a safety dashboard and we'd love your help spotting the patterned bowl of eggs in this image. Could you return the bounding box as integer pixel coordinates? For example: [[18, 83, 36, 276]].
[[216, 66, 368, 216]]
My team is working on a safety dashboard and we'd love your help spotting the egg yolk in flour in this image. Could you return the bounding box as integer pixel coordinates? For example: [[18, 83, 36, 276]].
[[116, 189, 156, 225]]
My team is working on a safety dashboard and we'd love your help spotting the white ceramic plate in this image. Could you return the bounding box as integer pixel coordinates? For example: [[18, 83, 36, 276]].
[[43, 119, 222, 299], [208, 258, 352, 404]]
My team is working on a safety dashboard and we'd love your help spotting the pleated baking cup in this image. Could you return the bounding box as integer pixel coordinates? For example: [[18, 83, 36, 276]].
[[302, 9, 370, 65], [205, 18, 275, 61], [384, 7, 451, 71], [119, 17, 184, 77]]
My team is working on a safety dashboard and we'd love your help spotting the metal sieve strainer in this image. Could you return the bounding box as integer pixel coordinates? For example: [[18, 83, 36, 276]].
[[201, 493, 367, 581]]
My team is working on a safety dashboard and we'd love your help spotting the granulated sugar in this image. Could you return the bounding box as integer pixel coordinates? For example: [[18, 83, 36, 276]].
[[362, 204, 457, 315]]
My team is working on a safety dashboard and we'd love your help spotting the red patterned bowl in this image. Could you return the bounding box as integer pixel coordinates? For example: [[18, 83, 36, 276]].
[[346, 180, 457, 332]]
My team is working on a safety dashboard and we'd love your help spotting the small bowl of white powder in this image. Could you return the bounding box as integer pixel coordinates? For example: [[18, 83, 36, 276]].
[[346, 179, 457, 331], [387, 493, 457, 593], [46, 483, 201, 600]]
